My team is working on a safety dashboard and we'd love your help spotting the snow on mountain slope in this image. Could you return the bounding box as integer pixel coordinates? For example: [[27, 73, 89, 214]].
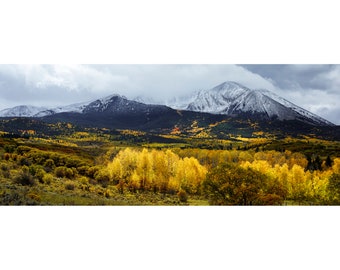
[[34, 101, 91, 117], [185, 81, 252, 113], [83, 94, 131, 113], [179, 81, 334, 126], [0, 82, 334, 126], [255, 89, 334, 126], [0, 105, 48, 117], [165, 92, 200, 110], [1, 100, 93, 118], [83, 94, 171, 115], [132, 95, 193, 110], [183, 81, 291, 117], [228, 90, 297, 120], [133, 96, 158, 105], [1, 94, 149, 118]]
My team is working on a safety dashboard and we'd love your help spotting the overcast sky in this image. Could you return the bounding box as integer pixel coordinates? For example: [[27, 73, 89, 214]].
[[0, 64, 339, 124]]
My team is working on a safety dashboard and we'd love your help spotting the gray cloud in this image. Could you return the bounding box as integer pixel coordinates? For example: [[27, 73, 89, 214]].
[[239, 64, 338, 91], [0, 64, 276, 105], [0, 64, 339, 125], [240, 65, 340, 125]]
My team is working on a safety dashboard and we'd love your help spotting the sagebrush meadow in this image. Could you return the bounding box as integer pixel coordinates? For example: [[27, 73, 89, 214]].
[[1, 128, 339, 205]]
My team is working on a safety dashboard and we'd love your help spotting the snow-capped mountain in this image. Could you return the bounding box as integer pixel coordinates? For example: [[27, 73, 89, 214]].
[[171, 81, 333, 126], [84, 94, 132, 113], [0, 94, 168, 118], [34, 101, 91, 117], [0, 81, 334, 126], [0, 105, 48, 117], [83, 94, 172, 115], [254, 88, 334, 126], [42, 93, 181, 131], [133, 96, 158, 105], [133, 92, 199, 110], [165, 93, 199, 110]]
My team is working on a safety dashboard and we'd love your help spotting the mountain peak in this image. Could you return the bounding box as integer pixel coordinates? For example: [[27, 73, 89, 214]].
[[0, 105, 48, 117], [100, 93, 127, 103], [212, 81, 249, 91], [187, 81, 250, 113], [82, 93, 169, 115], [184, 82, 334, 126], [0, 82, 334, 127]]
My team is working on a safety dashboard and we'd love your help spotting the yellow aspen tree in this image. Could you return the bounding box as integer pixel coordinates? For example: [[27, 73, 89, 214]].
[[119, 148, 138, 176], [165, 149, 179, 177], [241, 161, 252, 169], [107, 158, 123, 184], [277, 156, 287, 167], [107, 148, 138, 191], [288, 153, 308, 169], [308, 170, 329, 202], [230, 150, 239, 163], [107, 148, 207, 195], [276, 163, 289, 193], [168, 176, 180, 194], [224, 150, 232, 164], [288, 164, 307, 203], [151, 150, 169, 193], [177, 157, 207, 194], [238, 151, 253, 163], [135, 148, 153, 190], [249, 160, 271, 175], [174, 159, 186, 191], [332, 158, 340, 174], [130, 170, 141, 191]]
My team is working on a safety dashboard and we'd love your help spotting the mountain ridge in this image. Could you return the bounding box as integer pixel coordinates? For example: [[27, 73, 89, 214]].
[[0, 81, 335, 127], [170, 81, 334, 126], [0, 105, 48, 117]]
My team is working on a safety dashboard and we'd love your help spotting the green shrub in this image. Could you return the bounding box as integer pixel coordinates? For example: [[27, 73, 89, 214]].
[[27, 192, 41, 202], [94, 170, 110, 187], [203, 164, 284, 205], [18, 156, 31, 166], [327, 173, 340, 205], [65, 168, 75, 179], [86, 166, 100, 178], [55, 166, 67, 178], [0, 162, 9, 171], [14, 171, 35, 186], [78, 166, 90, 176], [35, 168, 46, 183], [65, 157, 83, 168], [65, 181, 75, 190], [16, 146, 32, 155], [55, 166, 75, 178], [0, 190, 38, 205], [4, 144, 16, 153], [78, 176, 89, 185], [177, 189, 188, 203], [29, 164, 44, 176], [3, 153, 10, 160], [1, 170, 10, 178], [42, 174, 53, 185], [44, 159, 55, 172], [0, 162, 11, 178]]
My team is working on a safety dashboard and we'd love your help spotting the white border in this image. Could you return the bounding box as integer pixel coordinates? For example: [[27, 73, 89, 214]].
[[1, 0, 340, 64], [1, 1, 339, 269]]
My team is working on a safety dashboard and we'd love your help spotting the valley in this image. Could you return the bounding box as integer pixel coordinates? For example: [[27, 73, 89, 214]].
[[0, 81, 339, 205], [0, 119, 339, 205]]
